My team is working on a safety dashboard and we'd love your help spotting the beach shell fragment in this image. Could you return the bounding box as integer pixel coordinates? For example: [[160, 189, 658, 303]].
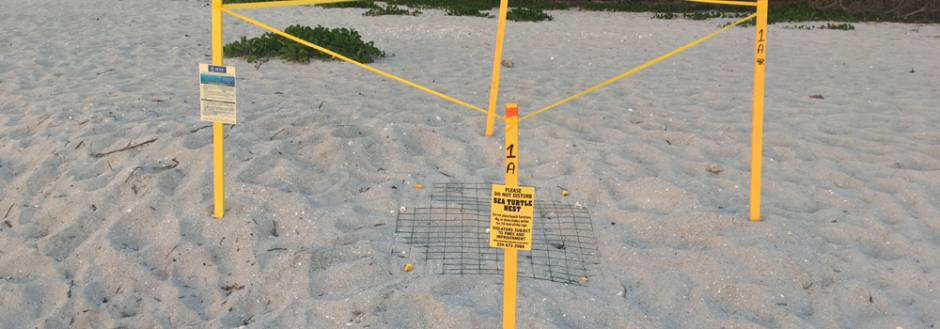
[[403, 263, 414, 272], [579, 276, 589, 284], [705, 164, 722, 175]]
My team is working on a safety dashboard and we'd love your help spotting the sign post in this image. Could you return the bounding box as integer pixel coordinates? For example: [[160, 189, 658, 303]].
[[749, 0, 768, 221], [491, 104, 535, 329], [212, 0, 225, 219], [485, 0, 510, 137]]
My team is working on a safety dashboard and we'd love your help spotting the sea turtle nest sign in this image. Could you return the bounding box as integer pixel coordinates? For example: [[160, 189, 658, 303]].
[[489, 184, 535, 250]]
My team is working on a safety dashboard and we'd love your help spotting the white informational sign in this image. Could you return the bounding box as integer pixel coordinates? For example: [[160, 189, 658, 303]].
[[199, 64, 237, 124]]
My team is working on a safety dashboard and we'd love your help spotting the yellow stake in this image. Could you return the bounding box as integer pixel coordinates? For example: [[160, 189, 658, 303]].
[[212, 0, 225, 219], [485, 0, 511, 137], [502, 103, 519, 329], [750, 0, 768, 221]]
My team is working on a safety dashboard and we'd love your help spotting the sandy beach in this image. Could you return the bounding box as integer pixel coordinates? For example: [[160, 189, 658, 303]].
[[1, 0, 939, 328]]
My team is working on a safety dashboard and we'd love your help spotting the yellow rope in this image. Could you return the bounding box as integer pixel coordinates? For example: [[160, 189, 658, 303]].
[[520, 13, 757, 122], [222, 9, 489, 115], [224, 0, 360, 10]]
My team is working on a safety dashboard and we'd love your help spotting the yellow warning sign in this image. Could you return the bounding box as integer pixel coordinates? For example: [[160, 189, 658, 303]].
[[489, 184, 534, 250]]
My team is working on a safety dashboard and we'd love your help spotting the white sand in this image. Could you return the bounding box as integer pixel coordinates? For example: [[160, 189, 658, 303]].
[[1, 0, 939, 328]]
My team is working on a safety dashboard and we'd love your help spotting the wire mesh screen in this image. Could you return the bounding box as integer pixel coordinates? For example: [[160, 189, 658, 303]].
[[395, 183, 599, 284]]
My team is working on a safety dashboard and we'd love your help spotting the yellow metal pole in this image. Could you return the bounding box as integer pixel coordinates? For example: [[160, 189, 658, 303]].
[[502, 103, 519, 329], [485, 0, 511, 137], [749, 0, 768, 221], [212, 0, 225, 219]]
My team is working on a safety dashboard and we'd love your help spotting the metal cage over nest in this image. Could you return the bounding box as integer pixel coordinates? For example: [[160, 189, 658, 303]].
[[395, 183, 599, 284]]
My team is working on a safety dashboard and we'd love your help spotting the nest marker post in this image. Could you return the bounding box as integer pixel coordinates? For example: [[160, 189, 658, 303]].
[[749, 0, 768, 221], [501, 103, 520, 328], [212, 0, 225, 219]]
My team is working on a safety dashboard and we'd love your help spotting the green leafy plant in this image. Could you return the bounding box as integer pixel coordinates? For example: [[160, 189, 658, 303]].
[[364, 4, 421, 16], [652, 12, 678, 20], [318, 0, 378, 8], [224, 25, 385, 64], [818, 22, 856, 30], [445, 5, 491, 17], [507, 7, 552, 22], [785, 23, 856, 31], [654, 10, 749, 21], [682, 11, 720, 20]]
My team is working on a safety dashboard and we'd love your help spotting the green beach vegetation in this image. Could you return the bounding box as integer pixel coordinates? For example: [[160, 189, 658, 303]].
[[223, 25, 385, 63]]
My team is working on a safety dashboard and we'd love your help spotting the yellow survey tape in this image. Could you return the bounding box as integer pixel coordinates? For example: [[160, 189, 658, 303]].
[[223, 0, 358, 10], [686, 0, 758, 7], [222, 9, 488, 114], [520, 13, 757, 121]]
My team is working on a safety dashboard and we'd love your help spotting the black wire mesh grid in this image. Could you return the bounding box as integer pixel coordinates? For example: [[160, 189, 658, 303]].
[[395, 183, 600, 285]]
